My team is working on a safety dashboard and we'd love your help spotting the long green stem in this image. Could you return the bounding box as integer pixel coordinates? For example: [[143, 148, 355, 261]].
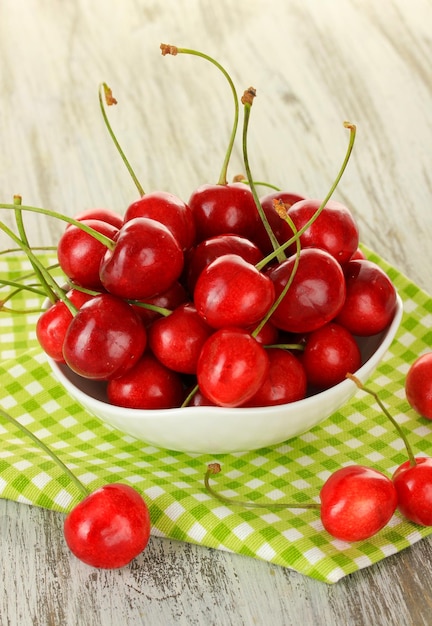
[[0, 204, 115, 250], [242, 94, 285, 261], [99, 83, 145, 196], [13, 195, 57, 303], [347, 374, 417, 467], [160, 44, 239, 186], [252, 211, 301, 338], [204, 464, 320, 511], [0, 407, 89, 498], [255, 122, 357, 271]]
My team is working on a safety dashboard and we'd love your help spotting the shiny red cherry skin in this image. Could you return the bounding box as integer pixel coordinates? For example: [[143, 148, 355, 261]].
[[254, 191, 305, 254], [123, 191, 196, 251], [186, 233, 263, 293], [335, 259, 397, 336], [148, 303, 213, 374], [68, 207, 124, 229], [242, 348, 307, 407], [301, 322, 362, 389], [194, 254, 275, 329], [405, 353, 432, 420], [62, 294, 147, 380], [268, 248, 346, 334], [64, 483, 151, 568], [36, 290, 94, 362], [57, 219, 119, 290], [99, 217, 184, 300], [188, 183, 259, 243], [392, 457, 432, 526], [107, 353, 184, 409], [286, 199, 359, 265], [197, 328, 270, 407], [320, 465, 398, 541]]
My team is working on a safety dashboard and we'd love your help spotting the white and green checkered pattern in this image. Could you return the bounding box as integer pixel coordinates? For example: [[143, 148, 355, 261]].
[[1, 249, 432, 584]]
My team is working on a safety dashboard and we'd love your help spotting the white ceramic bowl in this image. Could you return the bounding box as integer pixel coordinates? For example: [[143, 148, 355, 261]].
[[47, 295, 403, 454]]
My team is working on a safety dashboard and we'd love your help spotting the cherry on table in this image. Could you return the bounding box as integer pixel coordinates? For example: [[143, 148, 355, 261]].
[[64, 483, 151, 568], [405, 353, 432, 420], [392, 457, 432, 526], [320, 465, 398, 542]]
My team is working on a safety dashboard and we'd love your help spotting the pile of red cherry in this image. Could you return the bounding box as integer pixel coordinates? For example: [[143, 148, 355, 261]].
[[36, 189, 398, 410]]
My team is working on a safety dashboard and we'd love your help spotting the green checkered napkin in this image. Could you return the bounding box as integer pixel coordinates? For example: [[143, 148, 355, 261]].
[[1, 249, 432, 584]]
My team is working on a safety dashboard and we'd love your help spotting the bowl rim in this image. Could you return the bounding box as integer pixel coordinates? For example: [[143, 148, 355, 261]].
[[47, 293, 404, 420]]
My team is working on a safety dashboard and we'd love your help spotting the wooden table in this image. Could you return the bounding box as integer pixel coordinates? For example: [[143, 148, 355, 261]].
[[1, 1, 432, 623]]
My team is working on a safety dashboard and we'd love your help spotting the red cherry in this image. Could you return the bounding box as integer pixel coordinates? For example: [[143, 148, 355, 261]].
[[64, 483, 151, 568], [36, 290, 94, 362], [286, 199, 359, 265], [320, 465, 398, 541], [68, 207, 124, 229], [335, 259, 397, 336], [62, 294, 147, 380], [197, 328, 270, 407], [99, 217, 184, 300], [392, 457, 432, 526], [405, 353, 432, 420], [124, 191, 196, 251], [148, 303, 213, 374], [254, 191, 305, 254], [107, 353, 184, 409], [301, 322, 362, 389], [242, 348, 307, 407], [194, 254, 275, 329], [186, 233, 263, 293], [188, 182, 259, 243], [57, 219, 119, 290], [268, 248, 346, 334]]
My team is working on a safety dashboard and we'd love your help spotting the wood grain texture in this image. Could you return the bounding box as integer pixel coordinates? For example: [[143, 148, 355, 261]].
[[1, 0, 432, 624]]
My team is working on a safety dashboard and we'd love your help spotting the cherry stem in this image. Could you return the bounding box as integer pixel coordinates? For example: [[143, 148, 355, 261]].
[[13, 195, 52, 296], [255, 122, 357, 271], [160, 44, 239, 186], [181, 383, 200, 408], [241, 89, 285, 262], [0, 203, 116, 251], [0, 407, 89, 499], [204, 463, 321, 511], [264, 343, 304, 351], [99, 83, 146, 197], [347, 373, 417, 467], [0, 219, 73, 309], [251, 210, 301, 338], [233, 175, 281, 191]]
